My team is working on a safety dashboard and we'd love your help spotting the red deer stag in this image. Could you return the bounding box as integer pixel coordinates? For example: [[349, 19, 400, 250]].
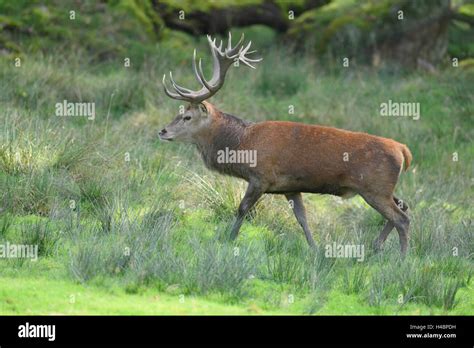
[[159, 33, 412, 255]]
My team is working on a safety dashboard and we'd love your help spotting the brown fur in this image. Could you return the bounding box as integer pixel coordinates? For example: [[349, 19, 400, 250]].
[[162, 101, 413, 255], [201, 102, 411, 198]]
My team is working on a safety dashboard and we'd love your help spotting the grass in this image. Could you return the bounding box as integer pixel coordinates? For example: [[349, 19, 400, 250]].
[[0, 35, 473, 315], [0, 276, 276, 315], [1, 274, 471, 315]]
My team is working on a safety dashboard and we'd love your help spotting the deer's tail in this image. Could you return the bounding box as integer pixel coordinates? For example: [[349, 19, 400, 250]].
[[400, 144, 413, 172]]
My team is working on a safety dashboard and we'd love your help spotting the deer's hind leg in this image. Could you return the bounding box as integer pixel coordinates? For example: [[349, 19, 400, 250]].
[[373, 197, 409, 252], [361, 193, 410, 255]]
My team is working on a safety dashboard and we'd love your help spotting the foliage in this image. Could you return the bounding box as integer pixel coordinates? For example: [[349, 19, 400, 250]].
[[0, 40, 472, 313], [0, 2, 472, 314]]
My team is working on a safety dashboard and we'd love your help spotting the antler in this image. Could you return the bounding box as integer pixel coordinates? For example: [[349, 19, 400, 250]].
[[162, 32, 262, 104]]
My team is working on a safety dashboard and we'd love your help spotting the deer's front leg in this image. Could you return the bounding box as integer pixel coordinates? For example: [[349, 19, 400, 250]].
[[229, 181, 264, 240], [285, 192, 316, 248]]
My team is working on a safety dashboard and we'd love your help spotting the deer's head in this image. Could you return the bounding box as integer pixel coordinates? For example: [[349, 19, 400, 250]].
[[159, 33, 262, 143]]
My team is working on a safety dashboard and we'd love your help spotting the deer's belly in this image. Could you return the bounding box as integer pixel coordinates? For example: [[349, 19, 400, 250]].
[[265, 175, 355, 198]]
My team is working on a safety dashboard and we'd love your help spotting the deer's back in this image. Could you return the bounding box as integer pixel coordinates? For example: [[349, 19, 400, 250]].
[[241, 121, 405, 194]]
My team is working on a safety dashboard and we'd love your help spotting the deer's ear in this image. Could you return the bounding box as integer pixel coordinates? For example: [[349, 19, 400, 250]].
[[199, 103, 208, 115]]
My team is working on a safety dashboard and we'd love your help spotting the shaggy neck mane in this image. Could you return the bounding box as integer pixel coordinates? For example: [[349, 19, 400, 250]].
[[195, 105, 252, 176]]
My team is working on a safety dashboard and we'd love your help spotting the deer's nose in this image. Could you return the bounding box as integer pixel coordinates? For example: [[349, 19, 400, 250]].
[[159, 129, 167, 136]]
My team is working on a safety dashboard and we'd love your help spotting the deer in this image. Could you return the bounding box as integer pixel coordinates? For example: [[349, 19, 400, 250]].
[[159, 33, 412, 255]]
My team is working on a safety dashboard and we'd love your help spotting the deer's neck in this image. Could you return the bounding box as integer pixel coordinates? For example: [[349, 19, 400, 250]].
[[195, 112, 251, 178]]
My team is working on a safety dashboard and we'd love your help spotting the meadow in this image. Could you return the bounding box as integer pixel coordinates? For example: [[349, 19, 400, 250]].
[[0, 32, 473, 314]]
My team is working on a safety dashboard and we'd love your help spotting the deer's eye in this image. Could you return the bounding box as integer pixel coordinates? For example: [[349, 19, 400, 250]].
[[183, 116, 191, 121]]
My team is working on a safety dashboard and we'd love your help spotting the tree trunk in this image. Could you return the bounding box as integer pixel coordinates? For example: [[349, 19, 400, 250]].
[[153, 0, 328, 35]]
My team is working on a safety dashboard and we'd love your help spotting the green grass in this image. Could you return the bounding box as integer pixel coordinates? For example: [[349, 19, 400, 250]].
[[0, 34, 473, 315], [0, 276, 278, 315], [1, 273, 471, 315]]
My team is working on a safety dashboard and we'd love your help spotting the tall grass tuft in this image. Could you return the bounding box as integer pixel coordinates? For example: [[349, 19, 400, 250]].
[[19, 220, 59, 257], [342, 265, 368, 294]]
